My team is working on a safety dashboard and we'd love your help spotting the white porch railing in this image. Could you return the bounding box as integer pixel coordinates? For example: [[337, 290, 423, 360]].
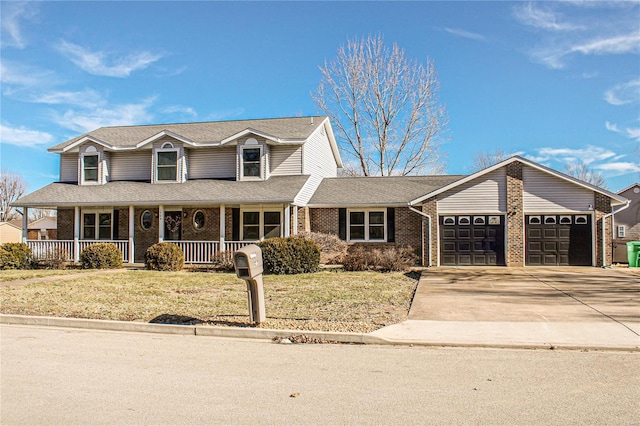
[[172, 240, 255, 264], [26, 239, 256, 265], [26, 240, 129, 263], [27, 240, 75, 262]]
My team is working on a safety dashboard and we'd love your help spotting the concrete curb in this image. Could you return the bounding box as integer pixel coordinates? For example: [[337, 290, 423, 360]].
[[0, 314, 385, 345], [2, 314, 637, 351]]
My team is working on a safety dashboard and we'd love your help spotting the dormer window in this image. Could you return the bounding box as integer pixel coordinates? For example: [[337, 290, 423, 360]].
[[80, 146, 100, 184], [83, 154, 99, 182], [242, 147, 262, 178], [156, 142, 178, 181]]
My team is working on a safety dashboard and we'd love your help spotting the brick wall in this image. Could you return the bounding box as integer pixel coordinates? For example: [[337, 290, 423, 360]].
[[182, 208, 219, 241], [395, 207, 422, 260], [506, 161, 524, 267], [57, 208, 74, 240], [116, 208, 129, 240], [134, 207, 159, 262], [595, 193, 612, 266], [309, 208, 339, 235]]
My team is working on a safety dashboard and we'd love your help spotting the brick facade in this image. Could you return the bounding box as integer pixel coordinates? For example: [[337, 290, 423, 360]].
[[116, 208, 129, 240], [309, 208, 340, 235], [594, 193, 612, 266], [505, 161, 524, 267], [134, 207, 159, 262], [182, 208, 220, 242], [57, 208, 74, 240]]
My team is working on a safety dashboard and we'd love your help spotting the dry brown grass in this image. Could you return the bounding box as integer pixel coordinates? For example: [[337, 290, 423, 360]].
[[0, 269, 88, 282], [0, 270, 418, 332]]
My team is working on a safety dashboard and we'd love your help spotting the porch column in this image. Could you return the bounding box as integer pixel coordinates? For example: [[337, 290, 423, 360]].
[[284, 205, 291, 237], [73, 206, 80, 262], [128, 205, 135, 263], [292, 205, 298, 235], [158, 205, 164, 242], [219, 204, 226, 252], [21, 207, 28, 242]]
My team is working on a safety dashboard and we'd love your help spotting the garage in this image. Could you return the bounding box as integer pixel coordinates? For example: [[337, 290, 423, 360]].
[[525, 214, 592, 266], [440, 215, 505, 266]]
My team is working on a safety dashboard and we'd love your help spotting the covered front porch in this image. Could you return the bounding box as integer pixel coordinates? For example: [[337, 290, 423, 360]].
[[22, 203, 305, 264]]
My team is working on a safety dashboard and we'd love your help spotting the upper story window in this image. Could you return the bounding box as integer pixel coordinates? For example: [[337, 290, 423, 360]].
[[80, 146, 101, 184], [242, 147, 262, 178], [156, 142, 178, 182], [83, 154, 99, 182]]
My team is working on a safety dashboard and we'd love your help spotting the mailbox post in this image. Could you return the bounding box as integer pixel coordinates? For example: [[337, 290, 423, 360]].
[[232, 244, 266, 324]]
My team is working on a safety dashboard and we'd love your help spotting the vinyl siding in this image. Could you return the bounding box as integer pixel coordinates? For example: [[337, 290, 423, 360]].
[[110, 151, 152, 181], [60, 154, 78, 183], [302, 128, 338, 178], [523, 166, 594, 212], [187, 146, 236, 179], [270, 145, 302, 176], [438, 168, 507, 213], [293, 175, 322, 205]]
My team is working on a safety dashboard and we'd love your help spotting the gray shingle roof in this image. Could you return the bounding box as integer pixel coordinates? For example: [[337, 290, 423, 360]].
[[49, 116, 328, 151], [14, 176, 311, 208], [309, 175, 466, 206]]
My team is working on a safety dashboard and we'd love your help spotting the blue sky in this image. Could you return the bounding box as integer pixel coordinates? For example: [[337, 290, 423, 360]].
[[1, 1, 639, 194]]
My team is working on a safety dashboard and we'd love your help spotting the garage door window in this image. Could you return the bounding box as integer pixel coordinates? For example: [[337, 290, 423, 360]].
[[575, 216, 588, 224], [458, 216, 470, 225], [544, 216, 556, 224], [529, 216, 541, 224], [559, 216, 572, 224]]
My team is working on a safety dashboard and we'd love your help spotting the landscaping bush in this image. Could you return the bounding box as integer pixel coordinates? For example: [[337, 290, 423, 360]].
[[257, 237, 320, 274], [342, 246, 417, 272], [294, 231, 348, 264], [0, 247, 18, 269], [145, 242, 184, 271], [80, 243, 123, 269], [210, 250, 235, 272], [40, 247, 71, 270], [1, 242, 33, 269]]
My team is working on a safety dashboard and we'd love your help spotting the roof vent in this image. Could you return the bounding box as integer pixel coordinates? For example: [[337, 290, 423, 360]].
[[310, 117, 314, 125]]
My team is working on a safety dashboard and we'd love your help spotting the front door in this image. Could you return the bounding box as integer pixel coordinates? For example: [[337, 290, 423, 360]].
[[164, 211, 182, 241]]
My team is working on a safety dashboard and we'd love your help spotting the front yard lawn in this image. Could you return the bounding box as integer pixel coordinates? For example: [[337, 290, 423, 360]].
[[0, 270, 418, 332]]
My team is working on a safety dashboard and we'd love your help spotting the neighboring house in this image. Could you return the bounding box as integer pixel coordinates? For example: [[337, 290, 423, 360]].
[[13, 116, 629, 267], [0, 221, 22, 244], [612, 183, 640, 263], [27, 216, 57, 240]]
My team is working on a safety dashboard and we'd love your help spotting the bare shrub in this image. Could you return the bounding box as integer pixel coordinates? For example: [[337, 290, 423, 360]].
[[210, 250, 235, 272], [294, 232, 348, 264], [342, 246, 417, 272]]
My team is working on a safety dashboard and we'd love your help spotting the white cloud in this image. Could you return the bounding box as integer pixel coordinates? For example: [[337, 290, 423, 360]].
[[605, 121, 640, 141], [54, 97, 156, 132], [513, 3, 584, 31], [30, 89, 105, 109], [56, 40, 163, 77], [161, 105, 198, 119], [0, 61, 56, 93], [593, 161, 640, 175], [443, 27, 486, 41], [604, 79, 640, 105], [0, 124, 54, 147], [535, 145, 616, 164], [0, 1, 38, 48]]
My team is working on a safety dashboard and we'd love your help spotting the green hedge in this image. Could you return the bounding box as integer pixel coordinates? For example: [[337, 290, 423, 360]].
[[0, 242, 33, 269], [257, 237, 320, 275], [145, 242, 184, 271], [80, 243, 123, 269]]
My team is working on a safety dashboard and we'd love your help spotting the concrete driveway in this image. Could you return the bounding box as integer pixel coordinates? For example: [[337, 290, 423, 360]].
[[409, 267, 640, 328]]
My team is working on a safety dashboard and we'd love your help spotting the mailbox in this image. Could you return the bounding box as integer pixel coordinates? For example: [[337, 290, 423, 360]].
[[232, 244, 266, 324], [233, 244, 263, 279]]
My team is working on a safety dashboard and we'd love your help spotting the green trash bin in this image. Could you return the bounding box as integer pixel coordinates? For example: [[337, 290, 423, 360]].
[[627, 242, 640, 268]]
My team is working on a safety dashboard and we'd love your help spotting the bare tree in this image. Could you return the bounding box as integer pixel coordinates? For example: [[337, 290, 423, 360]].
[[469, 148, 512, 172], [313, 34, 448, 176], [564, 162, 608, 189], [29, 209, 56, 221], [0, 170, 28, 222]]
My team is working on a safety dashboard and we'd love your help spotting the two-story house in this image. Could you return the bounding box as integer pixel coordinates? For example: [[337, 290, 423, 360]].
[[15, 115, 629, 267]]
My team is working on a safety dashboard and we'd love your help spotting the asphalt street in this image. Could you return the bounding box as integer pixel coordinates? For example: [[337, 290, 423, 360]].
[[1, 325, 639, 425]]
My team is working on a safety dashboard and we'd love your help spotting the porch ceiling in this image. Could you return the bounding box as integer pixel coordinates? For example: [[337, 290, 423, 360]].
[[13, 175, 311, 208]]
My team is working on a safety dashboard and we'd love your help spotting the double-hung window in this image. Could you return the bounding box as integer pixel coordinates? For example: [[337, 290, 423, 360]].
[[241, 210, 281, 240], [156, 143, 178, 182], [348, 209, 386, 241], [241, 146, 263, 179], [83, 154, 99, 183], [82, 212, 112, 240]]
